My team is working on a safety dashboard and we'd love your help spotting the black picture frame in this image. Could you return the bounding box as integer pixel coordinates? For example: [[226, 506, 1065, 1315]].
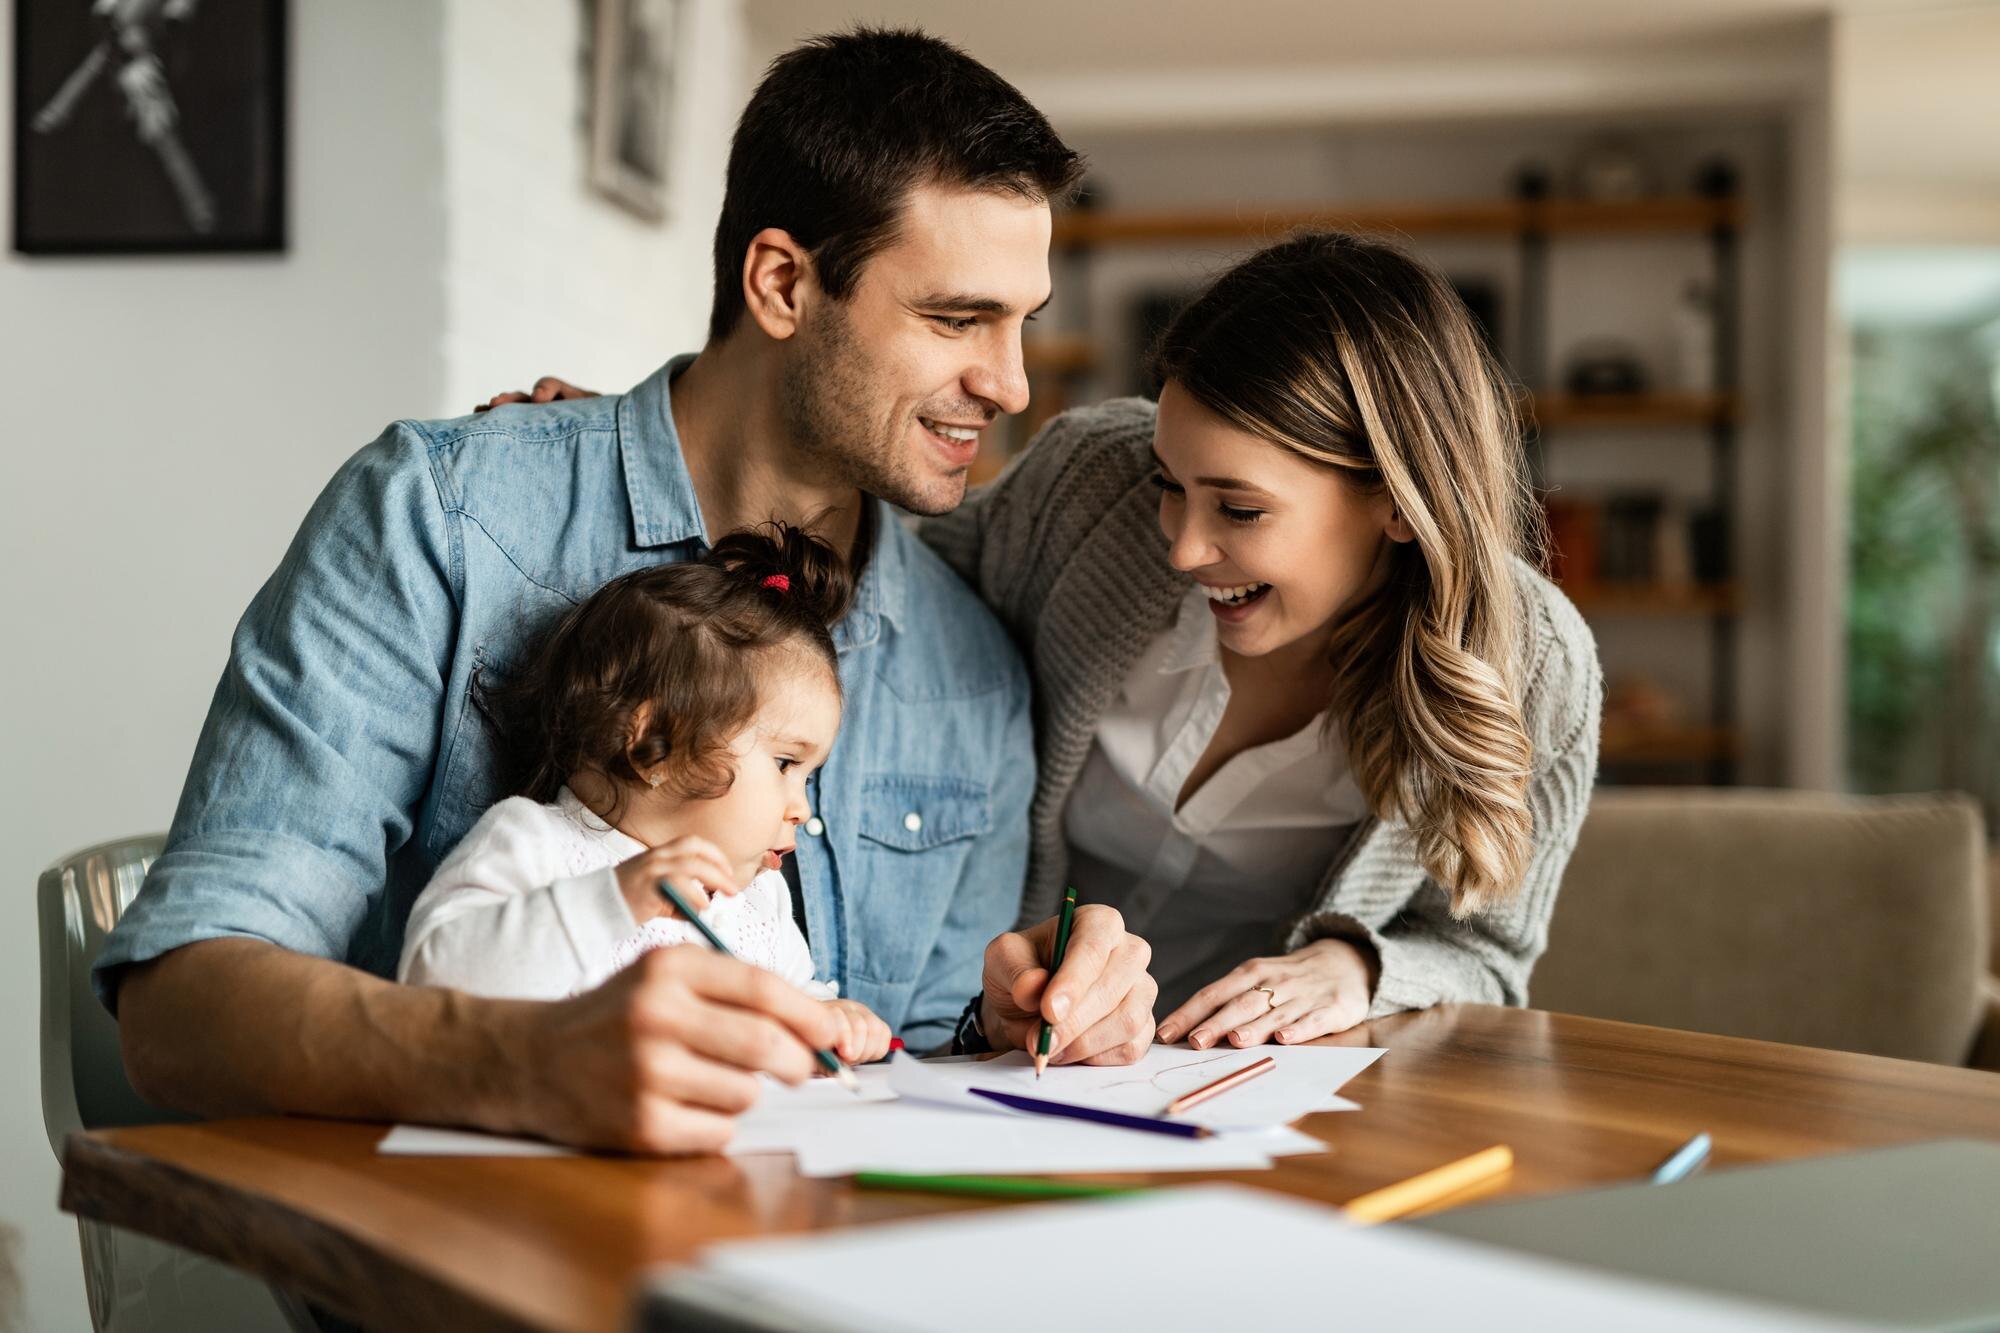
[[13, 0, 288, 256]]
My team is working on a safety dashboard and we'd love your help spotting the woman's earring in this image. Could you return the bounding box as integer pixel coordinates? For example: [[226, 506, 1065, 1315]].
[[647, 771, 665, 790]]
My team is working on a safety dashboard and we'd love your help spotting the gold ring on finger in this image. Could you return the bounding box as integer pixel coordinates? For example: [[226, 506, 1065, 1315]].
[[1255, 985, 1279, 1011]]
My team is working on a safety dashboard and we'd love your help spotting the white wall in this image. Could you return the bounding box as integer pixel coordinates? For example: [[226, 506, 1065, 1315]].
[[1837, 4, 2000, 246], [2, 1, 753, 1324], [439, 0, 749, 406], [0, 7, 450, 1328]]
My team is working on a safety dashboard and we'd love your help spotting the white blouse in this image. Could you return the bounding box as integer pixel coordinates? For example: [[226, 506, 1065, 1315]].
[[399, 787, 829, 1001], [1064, 588, 1372, 1015]]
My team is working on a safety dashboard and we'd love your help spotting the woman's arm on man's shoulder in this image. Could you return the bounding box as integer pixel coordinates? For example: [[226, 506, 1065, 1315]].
[[918, 397, 1159, 623]]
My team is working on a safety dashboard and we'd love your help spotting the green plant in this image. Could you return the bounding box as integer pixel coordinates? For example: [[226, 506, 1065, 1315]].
[[1847, 320, 2000, 829]]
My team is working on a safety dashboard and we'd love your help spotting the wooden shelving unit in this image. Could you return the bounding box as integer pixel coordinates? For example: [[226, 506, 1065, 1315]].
[[1050, 196, 1743, 247], [1600, 724, 1742, 766], [1528, 391, 1738, 430], [1565, 582, 1740, 616], [1021, 334, 1099, 375]]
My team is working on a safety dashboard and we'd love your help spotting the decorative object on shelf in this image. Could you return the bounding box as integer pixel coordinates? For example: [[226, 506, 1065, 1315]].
[[1601, 493, 1664, 583], [1542, 497, 1601, 588], [1672, 281, 1718, 395], [587, 0, 682, 222], [1604, 675, 1681, 732], [1693, 156, 1740, 200], [1449, 277, 1503, 359], [1509, 160, 1553, 202], [1562, 338, 1649, 398], [14, 0, 287, 255], [1652, 498, 1694, 588], [1129, 287, 1197, 397], [1688, 504, 1731, 585], [1567, 136, 1658, 202]]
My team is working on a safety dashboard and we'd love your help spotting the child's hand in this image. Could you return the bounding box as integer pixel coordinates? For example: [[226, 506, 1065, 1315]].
[[614, 838, 742, 924], [825, 999, 893, 1065]]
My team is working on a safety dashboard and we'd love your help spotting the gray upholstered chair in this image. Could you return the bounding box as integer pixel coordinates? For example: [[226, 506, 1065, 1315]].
[[39, 836, 312, 1333], [1534, 788, 2000, 1069]]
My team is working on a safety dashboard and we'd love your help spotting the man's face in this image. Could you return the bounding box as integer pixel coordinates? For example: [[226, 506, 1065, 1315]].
[[779, 183, 1052, 516]]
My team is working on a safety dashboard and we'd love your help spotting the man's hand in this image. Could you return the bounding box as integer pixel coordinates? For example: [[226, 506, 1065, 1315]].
[[473, 376, 599, 413], [979, 904, 1157, 1066], [511, 945, 841, 1155], [117, 938, 837, 1159]]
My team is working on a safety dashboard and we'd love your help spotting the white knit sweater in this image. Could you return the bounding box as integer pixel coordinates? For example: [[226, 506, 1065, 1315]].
[[398, 787, 829, 1001]]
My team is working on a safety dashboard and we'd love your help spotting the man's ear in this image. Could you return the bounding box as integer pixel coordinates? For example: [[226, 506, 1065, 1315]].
[[741, 227, 812, 342]]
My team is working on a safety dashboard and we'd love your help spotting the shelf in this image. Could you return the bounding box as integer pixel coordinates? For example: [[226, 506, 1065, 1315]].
[[1052, 195, 1743, 248], [1528, 392, 1738, 429], [1022, 335, 1099, 375], [1565, 582, 1740, 616], [1600, 724, 1741, 766]]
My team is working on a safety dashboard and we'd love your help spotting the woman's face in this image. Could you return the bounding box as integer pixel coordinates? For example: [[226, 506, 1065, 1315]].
[[1152, 380, 1412, 661]]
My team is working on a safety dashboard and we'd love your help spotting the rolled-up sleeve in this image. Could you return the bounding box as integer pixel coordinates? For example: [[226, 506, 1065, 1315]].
[[95, 423, 458, 1012]]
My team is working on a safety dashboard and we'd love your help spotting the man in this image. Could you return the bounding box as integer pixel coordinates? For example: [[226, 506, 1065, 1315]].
[[101, 27, 1156, 1156]]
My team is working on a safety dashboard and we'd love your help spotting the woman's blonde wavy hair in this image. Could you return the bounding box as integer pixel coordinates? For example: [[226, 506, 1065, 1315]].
[[1156, 231, 1541, 911]]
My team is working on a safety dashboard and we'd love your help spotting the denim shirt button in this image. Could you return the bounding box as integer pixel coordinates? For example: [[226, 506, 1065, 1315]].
[[805, 816, 825, 837], [902, 811, 923, 833]]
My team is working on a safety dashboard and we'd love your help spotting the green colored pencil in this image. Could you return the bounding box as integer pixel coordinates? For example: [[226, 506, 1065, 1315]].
[[854, 1172, 1143, 1200], [1035, 885, 1079, 1079], [655, 877, 859, 1092]]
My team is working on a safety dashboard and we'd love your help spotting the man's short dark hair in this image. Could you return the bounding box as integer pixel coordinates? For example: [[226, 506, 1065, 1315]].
[[708, 27, 1083, 342]]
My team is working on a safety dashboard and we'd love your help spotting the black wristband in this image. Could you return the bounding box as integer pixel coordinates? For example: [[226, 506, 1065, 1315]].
[[950, 992, 992, 1055]]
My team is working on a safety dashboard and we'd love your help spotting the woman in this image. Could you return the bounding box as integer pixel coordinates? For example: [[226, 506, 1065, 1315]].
[[921, 231, 1602, 1050]]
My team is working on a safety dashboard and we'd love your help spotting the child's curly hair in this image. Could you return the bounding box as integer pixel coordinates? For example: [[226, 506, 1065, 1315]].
[[478, 522, 851, 813]]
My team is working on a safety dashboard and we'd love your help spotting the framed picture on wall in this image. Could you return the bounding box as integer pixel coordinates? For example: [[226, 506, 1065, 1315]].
[[587, 0, 680, 223], [12, 0, 287, 255]]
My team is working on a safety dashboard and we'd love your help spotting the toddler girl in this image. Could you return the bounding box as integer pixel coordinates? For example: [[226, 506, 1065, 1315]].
[[398, 524, 891, 1065]]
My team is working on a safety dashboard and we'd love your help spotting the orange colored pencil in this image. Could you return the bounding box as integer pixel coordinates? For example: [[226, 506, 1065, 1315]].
[[1342, 1145, 1514, 1224], [1164, 1056, 1276, 1115]]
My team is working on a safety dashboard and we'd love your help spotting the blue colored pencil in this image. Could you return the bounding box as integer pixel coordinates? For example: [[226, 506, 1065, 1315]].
[[655, 877, 859, 1092], [968, 1087, 1212, 1139], [1651, 1132, 1712, 1183]]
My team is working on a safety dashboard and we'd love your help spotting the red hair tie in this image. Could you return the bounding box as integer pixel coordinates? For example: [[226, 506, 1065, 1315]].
[[761, 574, 791, 593]]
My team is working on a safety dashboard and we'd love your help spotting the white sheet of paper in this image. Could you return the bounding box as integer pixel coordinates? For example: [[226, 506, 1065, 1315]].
[[888, 1044, 1382, 1131], [379, 1045, 1373, 1171], [663, 1186, 1853, 1333], [729, 1067, 1327, 1176], [377, 1125, 578, 1157]]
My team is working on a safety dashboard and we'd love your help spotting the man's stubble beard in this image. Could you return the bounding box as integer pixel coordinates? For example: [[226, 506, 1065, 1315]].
[[778, 302, 969, 518]]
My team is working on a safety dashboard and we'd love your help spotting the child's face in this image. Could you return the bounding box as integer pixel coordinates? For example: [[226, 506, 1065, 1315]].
[[643, 656, 843, 888]]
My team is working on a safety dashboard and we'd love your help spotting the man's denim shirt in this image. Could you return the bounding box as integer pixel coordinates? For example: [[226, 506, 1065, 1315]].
[[96, 357, 1034, 1051]]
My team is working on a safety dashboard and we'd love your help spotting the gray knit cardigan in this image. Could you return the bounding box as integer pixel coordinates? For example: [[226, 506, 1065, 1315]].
[[920, 397, 1605, 1018]]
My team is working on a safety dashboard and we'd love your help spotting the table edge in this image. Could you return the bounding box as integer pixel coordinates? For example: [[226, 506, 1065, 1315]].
[[60, 1129, 555, 1333]]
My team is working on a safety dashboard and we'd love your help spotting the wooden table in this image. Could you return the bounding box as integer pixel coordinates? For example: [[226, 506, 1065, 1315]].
[[61, 1005, 2000, 1333]]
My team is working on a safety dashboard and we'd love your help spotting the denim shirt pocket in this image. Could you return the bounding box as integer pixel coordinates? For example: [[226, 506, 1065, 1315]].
[[846, 775, 992, 982], [427, 643, 515, 860]]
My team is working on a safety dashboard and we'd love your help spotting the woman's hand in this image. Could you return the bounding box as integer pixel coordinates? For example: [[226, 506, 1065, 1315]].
[[614, 838, 742, 924], [1156, 938, 1378, 1049], [824, 999, 893, 1065], [473, 376, 599, 413]]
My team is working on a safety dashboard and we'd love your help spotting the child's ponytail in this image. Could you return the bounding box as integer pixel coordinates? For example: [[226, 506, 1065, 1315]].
[[708, 521, 853, 631], [477, 519, 853, 812]]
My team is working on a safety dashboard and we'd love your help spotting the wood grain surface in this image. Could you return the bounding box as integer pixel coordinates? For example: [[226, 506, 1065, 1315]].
[[61, 1004, 2000, 1333]]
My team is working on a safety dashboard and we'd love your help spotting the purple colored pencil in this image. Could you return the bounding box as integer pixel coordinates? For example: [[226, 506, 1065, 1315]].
[[968, 1087, 1214, 1140]]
